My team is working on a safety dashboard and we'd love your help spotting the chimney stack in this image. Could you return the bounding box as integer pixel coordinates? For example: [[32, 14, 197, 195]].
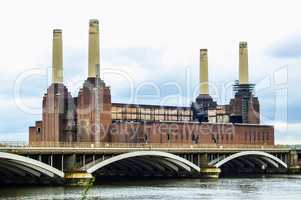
[[52, 29, 63, 84], [88, 19, 100, 77], [199, 49, 209, 95], [239, 41, 249, 84]]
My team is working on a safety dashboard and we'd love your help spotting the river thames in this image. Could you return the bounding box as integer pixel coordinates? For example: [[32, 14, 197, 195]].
[[0, 175, 301, 199]]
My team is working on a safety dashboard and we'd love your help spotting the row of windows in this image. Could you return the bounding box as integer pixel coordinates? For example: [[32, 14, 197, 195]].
[[112, 106, 192, 116], [211, 132, 270, 144], [208, 115, 230, 123], [244, 132, 270, 142], [211, 134, 234, 143], [144, 132, 201, 143], [112, 105, 192, 122], [112, 113, 192, 121]]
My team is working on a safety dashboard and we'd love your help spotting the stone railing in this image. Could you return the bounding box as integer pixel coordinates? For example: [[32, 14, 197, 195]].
[[0, 141, 286, 150]]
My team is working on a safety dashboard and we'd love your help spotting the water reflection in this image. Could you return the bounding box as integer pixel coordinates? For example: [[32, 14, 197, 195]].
[[0, 176, 301, 200]]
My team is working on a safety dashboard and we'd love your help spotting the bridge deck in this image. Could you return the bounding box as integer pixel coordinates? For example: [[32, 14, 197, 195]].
[[0, 146, 290, 154], [0, 142, 292, 154]]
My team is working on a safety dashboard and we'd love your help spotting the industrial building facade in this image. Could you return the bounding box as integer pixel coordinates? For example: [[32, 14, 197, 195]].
[[29, 19, 274, 146]]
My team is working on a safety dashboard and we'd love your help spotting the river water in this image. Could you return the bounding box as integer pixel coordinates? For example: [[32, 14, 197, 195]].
[[1, 175, 301, 200]]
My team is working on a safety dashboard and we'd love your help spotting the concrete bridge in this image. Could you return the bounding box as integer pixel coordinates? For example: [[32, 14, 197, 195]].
[[0, 143, 300, 185]]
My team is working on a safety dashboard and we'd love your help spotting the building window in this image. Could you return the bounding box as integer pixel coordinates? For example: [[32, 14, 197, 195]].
[[211, 135, 216, 143], [37, 127, 41, 133], [145, 114, 151, 120], [117, 107, 122, 113], [266, 132, 269, 141], [167, 130, 172, 143]]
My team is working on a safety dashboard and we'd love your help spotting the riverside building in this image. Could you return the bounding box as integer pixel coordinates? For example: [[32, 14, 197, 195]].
[[29, 19, 274, 146]]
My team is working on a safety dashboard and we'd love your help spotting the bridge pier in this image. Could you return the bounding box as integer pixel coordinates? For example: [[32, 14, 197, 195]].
[[288, 151, 301, 174], [63, 154, 76, 171], [64, 172, 95, 186], [198, 153, 221, 178], [199, 167, 221, 179]]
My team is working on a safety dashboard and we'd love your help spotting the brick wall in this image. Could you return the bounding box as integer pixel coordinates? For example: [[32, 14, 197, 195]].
[[77, 77, 112, 143], [108, 122, 274, 145]]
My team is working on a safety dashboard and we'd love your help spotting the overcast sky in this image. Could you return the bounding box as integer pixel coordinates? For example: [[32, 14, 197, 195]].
[[0, 0, 300, 144]]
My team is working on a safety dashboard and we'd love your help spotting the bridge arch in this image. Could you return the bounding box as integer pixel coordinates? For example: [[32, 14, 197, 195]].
[[83, 151, 200, 176], [211, 151, 287, 171], [0, 152, 64, 185]]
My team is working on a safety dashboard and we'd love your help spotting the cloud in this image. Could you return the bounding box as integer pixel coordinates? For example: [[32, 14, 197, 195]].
[[0, 133, 28, 142], [273, 121, 301, 144], [0, 96, 41, 136], [270, 34, 301, 58]]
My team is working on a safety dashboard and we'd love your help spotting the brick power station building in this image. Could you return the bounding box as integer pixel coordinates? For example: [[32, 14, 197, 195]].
[[29, 19, 274, 146]]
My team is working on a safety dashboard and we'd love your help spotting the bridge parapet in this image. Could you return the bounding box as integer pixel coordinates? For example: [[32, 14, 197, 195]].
[[0, 141, 287, 150]]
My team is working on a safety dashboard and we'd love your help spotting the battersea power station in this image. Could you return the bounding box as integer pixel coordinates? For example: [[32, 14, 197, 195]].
[[29, 19, 274, 146]]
